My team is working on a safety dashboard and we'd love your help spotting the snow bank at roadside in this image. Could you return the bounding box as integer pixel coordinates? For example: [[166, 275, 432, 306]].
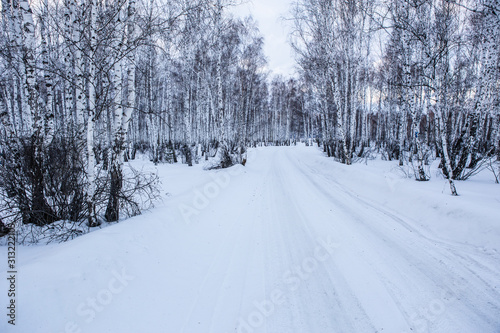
[[304, 145, 500, 252]]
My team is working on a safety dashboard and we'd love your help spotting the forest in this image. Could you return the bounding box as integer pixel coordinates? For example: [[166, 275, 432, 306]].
[[0, 0, 498, 238]]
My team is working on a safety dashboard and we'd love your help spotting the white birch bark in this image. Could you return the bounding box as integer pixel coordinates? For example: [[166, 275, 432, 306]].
[[11, 0, 29, 135], [435, 101, 458, 196], [86, 0, 98, 226], [41, 0, 55, 147], [74, 1, 85, 130], [64, 0, 75, 127], [0, 85, 16, 140], [2, 0, 21, 136], [123, 0, 136, 146], [349, 67, 357, 158], [215, 0, 226, 150], [19, 0, 37, 136], [106, 0, 136, 221]]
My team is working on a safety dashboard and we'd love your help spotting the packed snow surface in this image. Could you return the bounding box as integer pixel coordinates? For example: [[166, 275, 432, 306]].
[[2, 145, 500, 332]]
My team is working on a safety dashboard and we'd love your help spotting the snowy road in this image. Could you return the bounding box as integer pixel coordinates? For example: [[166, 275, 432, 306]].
[[3, 146, 500, 333]]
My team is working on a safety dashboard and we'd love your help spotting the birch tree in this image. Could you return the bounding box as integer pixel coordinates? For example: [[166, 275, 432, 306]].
[[105, 0, 137, 222]]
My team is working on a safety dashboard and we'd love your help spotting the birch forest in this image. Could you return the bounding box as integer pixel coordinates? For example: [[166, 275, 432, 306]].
[[0, 0, 498, 234]]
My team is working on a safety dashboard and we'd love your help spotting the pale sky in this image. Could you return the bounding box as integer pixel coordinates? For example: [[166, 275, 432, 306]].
[[231, 0, 296, 78]]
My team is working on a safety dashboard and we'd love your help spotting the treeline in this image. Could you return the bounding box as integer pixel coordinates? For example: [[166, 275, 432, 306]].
[[0, 0, 281, 234], [288, 0, 499, 195]]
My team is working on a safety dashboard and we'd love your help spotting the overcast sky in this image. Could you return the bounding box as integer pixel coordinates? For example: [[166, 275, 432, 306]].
[[231, 0, 296, 78]]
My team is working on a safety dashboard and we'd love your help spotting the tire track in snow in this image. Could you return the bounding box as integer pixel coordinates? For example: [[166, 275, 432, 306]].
[[280, 149, 414, 332], [179, 216, 242, 332], [297, 152, 500, 311], [260, 149, 375, 332], [282, 147, 500, 332]]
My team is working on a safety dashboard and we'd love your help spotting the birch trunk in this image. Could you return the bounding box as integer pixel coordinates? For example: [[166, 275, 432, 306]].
[[105, 2, 125, 222], [105, 0, 136, 222], [20, 0, 55, 224], [86, 0, 98, 226], [64, 0, 75, 129], [435, 102, 458, 196], [41, 0, 55, 147], [215, 0, 226, 151], [74, 1, 85, 130]]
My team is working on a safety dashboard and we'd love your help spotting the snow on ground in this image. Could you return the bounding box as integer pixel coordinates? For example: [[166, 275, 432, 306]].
[[1, 145, 499, 333]]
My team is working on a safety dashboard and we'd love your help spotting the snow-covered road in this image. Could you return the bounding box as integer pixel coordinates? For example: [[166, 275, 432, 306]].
[[2, 145, 500, 332]]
